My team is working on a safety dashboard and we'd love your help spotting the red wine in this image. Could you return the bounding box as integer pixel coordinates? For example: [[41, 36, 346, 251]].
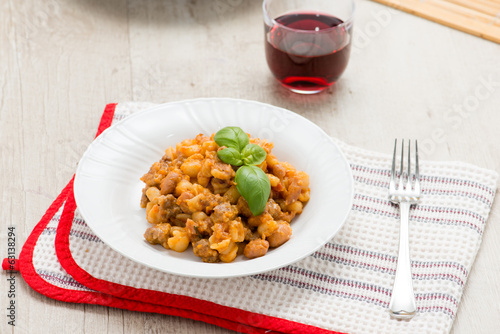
[[265, 12, 352, 93]]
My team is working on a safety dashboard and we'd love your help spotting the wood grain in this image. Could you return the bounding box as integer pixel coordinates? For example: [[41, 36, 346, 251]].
[[0, 0, 499, 333], [371, 0, 500, 43]]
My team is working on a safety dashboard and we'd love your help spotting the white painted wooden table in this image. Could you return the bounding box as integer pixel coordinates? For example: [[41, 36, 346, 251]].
[[1, 0, 499, 333]]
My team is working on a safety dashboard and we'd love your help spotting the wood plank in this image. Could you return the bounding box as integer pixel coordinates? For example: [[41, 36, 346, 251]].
[[431, 0, 500, 25], [0, 1, 25, 332], [0, 0, 132, 333], [446, 0, 500, 16], [371, 0, 500, 43]]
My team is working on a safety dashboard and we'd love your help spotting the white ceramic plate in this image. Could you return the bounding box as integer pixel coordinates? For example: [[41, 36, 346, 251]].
[[74, 98, 353, 278]]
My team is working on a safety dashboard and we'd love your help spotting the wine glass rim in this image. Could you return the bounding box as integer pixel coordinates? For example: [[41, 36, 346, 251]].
[[262, 0, 355, 33]]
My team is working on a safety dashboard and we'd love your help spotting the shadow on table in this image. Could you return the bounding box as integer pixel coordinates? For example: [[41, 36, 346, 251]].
[[73, 0, 258, 26]]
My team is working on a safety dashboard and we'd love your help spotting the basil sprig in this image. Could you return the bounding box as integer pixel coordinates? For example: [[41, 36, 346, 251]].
[[217, 147, 243, 166], [214, 126, 249, 152], [241, 144, 267, 166], [214, 127, 270, 216]]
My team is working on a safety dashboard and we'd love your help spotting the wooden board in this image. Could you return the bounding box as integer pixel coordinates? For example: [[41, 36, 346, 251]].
[[371, 0, 500, 43]]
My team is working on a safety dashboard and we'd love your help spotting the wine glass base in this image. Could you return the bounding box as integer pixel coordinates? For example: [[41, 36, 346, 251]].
[[278, 77, 333, 94], [288, 87, 327, 94]]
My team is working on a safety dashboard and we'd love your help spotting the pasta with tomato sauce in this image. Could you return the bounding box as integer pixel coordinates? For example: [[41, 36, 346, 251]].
[[140, 132, 309, 263]]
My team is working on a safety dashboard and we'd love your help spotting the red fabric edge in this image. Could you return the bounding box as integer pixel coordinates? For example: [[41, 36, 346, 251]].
[[97, 103, 117, 137]]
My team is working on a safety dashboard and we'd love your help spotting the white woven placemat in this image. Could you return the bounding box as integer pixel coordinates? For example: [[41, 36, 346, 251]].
[[32, 102, 498, 334]]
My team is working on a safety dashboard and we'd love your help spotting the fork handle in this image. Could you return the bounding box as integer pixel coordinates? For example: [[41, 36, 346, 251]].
[[389, 202, 417, 319]]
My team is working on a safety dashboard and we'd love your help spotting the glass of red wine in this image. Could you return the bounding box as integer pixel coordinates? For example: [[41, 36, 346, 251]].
[[263, 0, 355, 94]]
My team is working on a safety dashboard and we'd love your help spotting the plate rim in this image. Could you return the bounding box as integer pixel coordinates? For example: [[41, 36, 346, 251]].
[[74, 97, 354, 278]]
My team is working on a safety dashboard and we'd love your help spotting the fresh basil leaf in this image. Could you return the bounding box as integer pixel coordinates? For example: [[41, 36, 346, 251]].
[[214, 126, 249, 152], [217, 147, 243, 166], [235, 165, 271, 216], [241, 144, 267, 166]]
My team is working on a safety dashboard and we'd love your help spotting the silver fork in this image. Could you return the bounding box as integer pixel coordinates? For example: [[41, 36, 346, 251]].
[[388, 139, 421, 319]]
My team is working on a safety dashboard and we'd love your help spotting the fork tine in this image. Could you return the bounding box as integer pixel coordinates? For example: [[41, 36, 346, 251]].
[[415, 140, 419, 180], [391, 140, 397, 173], [400, 139, 404, 177], [390, 139, 397, 189], [399, 139, 404, 189], [407, 140, 412, 189], [414, 140, 420, 194]]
